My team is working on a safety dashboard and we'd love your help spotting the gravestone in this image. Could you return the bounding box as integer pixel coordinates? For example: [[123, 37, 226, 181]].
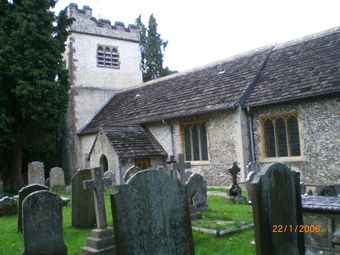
[[104, 170, 115, 186], [111, 170, 195, 255], [0, 179, 3, 198], [228, 162, 242, 196], [173, 154, 191, 184], [186, 173, 208, 220], [123, 165, 142, 183], [27, 161, 45, 185], [184, 170, 193, 184], [22, 190, 67, 255], [251, 163, 305, 255], [246, 171, 256, 204], [18, 184, 49, 232], [50, 167, 65, 192], [0, 196, 17, 216], [81, 167, 115, 254], [317, 185, 338, 197], [71, 169, 96, 228]]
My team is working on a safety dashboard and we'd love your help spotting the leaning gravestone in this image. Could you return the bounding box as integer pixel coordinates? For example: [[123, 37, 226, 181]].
[[186, 173, 208, 219], [22, 190, 67, 255], [18, 184, 49, 232], [123, 165, 142, 183], [251, 163, 305, 255], [111, 170, 195, 255], [28, 161, 45, 185], [71, 169, 96, 228], [50, 167, 65, 192]]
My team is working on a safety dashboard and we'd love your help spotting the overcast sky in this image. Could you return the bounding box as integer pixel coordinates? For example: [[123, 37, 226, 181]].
[[54, 0, 340, 72]]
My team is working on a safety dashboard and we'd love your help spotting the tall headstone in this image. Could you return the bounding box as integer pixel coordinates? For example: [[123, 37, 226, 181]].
[[123, 165, 142, 183], [104, 170, 115, 186], [81, 167, 115, 255], [50, 167, 65, 192], [18, 184, 49, 232], [111, 170, 195, 255], [22, 190, 67, 255], [27, 161, 45, 185], [186, 173, 208, 220], [71, 169, 96, 228], [251, 163, 305, 255], [173, 154, 191, 184]]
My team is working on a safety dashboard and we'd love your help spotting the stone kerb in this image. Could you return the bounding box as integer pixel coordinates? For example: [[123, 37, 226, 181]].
[[251, 163, 305, 255], [111, 169, 195, 254], [22, 190, 67, 255]]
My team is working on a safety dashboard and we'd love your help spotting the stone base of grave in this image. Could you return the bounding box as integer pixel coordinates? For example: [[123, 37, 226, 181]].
[[81, 228, 115, 255]]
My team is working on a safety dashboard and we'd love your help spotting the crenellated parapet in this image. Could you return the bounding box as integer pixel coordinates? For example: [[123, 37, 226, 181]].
[[66, 3, 140, 42]]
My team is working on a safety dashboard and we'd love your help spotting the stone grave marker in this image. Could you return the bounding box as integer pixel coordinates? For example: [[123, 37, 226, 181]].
[[228, 162, 242, 196], [50, 167, 65, 192], [246, 170, 256, 204], [18, 184, 49, 232], [317, 185, 338, 196], [81, 167, 115, 254], [251, 163, 305, 255], [186, 173, 208, 219], [71, 169, 96, 228], [27, 161, 45, 185], [111, 169, 195, 255], [123, 165, 142, 183], [173, 154, 191, 184], [184, 170, 193, 184], [104, 170, 115, 186], [0, 196, 17, 216], [22, 190, 67, 255]]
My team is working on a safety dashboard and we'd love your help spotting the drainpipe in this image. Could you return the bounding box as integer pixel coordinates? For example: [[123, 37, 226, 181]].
[[247, 107, 256, 164]]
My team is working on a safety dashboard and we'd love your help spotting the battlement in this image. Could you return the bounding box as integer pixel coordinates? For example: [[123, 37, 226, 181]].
[[66, 3, 140, 42]]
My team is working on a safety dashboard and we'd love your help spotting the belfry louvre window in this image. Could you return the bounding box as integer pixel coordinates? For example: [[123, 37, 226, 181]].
[[97, 46, 120, 68], [261, 113, 301, 158], [182, 124, 209, 161]]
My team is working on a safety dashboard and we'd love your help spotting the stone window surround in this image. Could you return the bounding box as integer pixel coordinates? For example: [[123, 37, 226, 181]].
[[258, 112, 305, 163], [180, 120, 210, 165], [96, 44, 120, 69]]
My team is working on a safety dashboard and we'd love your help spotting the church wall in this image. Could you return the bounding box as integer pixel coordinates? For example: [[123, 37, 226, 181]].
[[146, 110, 249, 186], [251, 96, 340, 188], [89, 133, 120, 184]]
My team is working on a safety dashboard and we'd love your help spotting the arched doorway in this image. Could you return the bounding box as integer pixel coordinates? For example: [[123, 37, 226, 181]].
[[99, 154, 108, 173]]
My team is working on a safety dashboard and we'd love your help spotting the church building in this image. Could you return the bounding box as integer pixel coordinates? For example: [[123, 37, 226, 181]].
[[63, 4, 340, 190]]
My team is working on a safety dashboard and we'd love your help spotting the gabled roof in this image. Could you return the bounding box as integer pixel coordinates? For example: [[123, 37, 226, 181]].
[[79, 46, 272, 135], [245, 27, 340, 107], [93, 126, 167, 159]]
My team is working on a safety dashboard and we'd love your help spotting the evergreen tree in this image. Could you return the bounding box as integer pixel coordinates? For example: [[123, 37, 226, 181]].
[[0, 0, 72, 191], [136, 14, 176, 82]]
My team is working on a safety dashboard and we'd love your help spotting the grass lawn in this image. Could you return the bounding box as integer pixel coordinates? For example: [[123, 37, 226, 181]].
[[0, 190, 255, 254]]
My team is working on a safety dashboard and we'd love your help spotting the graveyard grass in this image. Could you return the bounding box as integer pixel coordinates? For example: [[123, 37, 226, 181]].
[[0, 189, 255, 254]]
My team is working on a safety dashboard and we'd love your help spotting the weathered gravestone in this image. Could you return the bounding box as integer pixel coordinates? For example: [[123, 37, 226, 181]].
[[104, 170, 115, 186], [22, 190, 67, 255], [0, 196, 17, 216], [186, 173, 208, 220], [251, 163, 305, 255], [27, 161, 45, 185], [81, 167, 115, 255], [246, 170, 257, 204], [71, 169, 96, 228], [123, 165, 142, 183], [173, 154, 191, 184], [111, 169, 195, 255], [50, 167, 65, 192], [18, 184, 49, 232]]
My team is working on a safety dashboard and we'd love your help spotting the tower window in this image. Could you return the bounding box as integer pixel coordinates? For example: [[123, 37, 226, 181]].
[[97, 45, 120, 69]]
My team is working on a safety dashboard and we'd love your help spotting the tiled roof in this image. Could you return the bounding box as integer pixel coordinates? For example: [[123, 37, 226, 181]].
[[99, 126, 167, 159], [245, 27, 340, 106], [79, 46, 272, 135]]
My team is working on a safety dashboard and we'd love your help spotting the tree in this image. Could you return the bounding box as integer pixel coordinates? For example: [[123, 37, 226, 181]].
[[136, 14, 176, 82], [0, 0, 72, 191]]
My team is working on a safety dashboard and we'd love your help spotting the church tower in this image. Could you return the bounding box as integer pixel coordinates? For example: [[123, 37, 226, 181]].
[[63, 4, 142, 180]]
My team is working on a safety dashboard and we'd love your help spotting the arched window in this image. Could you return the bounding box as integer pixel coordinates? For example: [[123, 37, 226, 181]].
[[261, 113, 301, 158], [97, 45, 120, 69], [99, 154, 108, 173]]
